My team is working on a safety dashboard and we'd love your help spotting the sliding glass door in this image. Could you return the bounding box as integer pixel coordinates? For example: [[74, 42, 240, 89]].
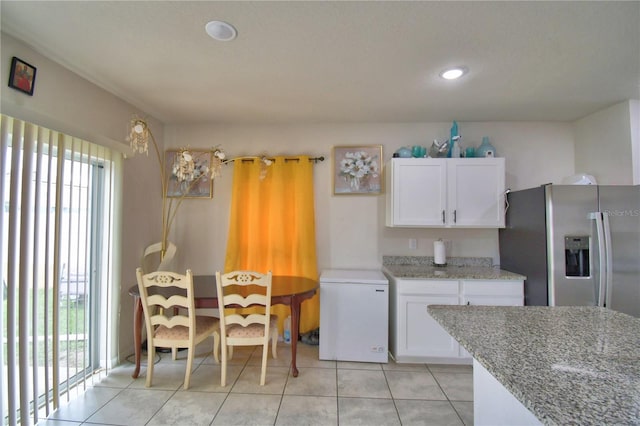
[[1, 115, 119, 426]]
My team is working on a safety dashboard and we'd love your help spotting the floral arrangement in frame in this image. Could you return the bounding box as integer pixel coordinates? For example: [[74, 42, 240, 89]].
[[165, 149, 213, 198], [8, 56, 36, 96], [333, 145, 383, 195]]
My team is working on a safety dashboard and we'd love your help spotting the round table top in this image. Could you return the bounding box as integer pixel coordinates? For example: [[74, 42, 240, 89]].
[[129, 274, 318, 298]]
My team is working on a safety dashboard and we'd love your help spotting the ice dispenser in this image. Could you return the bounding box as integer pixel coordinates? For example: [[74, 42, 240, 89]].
[[564, 236, 590, 277]]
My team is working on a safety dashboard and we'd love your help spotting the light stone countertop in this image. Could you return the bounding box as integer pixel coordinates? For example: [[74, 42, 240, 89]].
[[383, 264, 525, 280], [382, 255, 525, 281], [427, 305, 640, 426]]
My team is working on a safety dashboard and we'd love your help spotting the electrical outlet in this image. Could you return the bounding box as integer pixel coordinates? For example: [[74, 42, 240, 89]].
[[409, 238, 417, 250]]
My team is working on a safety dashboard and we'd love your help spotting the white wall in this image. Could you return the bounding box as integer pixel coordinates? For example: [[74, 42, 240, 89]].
[[1, 32, 161, 361], [165, 122, 575, 272], [573, 100, 636, 184]]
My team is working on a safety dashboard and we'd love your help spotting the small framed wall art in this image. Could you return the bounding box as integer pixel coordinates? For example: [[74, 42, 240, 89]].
[[333, 145, 383, 195], [165, 149, 214, 198], [8, 57, 37, 96]]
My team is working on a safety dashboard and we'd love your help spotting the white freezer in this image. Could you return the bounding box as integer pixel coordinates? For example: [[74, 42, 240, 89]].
[[319, 269, 389, 363]]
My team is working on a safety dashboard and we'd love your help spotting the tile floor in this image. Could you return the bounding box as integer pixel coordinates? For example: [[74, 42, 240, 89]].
[[39, 339, 473, 425]]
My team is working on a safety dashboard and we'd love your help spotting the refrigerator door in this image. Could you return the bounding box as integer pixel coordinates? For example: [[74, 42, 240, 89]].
[[499, 186, 549, 305], [546, 185, 600, 306], [599, 186, 640, 317]]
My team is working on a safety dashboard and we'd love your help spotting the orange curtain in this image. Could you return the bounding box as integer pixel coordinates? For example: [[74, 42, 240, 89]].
[[224, 156, 319, 333]]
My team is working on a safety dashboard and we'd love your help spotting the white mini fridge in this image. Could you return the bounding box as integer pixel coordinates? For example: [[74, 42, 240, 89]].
[[319, 269, 388, 363]]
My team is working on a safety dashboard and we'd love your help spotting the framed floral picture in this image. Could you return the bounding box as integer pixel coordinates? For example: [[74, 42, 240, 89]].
[[333, 145, 383, 195], [165, 149, 213, 198]]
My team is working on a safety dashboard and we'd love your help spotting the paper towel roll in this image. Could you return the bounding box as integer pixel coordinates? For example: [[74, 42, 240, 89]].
[[434, 240, 446, 265]]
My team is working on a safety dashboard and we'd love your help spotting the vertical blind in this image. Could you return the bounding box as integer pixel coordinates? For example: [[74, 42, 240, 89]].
[[1, 114, 120, 426]]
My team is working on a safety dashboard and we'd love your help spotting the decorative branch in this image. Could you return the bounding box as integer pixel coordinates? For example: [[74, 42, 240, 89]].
[[127, 116, 277, 261]]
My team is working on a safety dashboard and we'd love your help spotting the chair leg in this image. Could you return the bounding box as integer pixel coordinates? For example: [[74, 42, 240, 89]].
[[220, 340, 227, 387], [260, 341, 269, 386], [172, 347, 178, 360], [213, 331, 220, 364], [145, 345, 154, 388], [184, 346, 193, 390], [228, 345, 234, 360], [271, 327, 278, 359]]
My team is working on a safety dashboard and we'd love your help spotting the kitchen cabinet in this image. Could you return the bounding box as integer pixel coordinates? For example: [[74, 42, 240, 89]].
[[385, 158, 506, 228], [389, 277, 523, 363], [393, 281, 460, 361], [460, 280, 524, 307]]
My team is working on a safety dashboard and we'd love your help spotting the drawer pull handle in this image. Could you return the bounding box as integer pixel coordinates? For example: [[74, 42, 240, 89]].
[[442, 210, 445, 223], [454, 210, 457, 223]]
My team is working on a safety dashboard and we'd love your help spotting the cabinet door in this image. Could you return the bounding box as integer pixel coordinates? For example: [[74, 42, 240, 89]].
[[387, 159, 447, 226], [448, 158, 505, 227], [400, 294, 459, 358], [461, 280, 524, 307]]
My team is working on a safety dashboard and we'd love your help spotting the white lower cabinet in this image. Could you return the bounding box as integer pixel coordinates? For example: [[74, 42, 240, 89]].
[[389, 278, 523, 363], [401, 293, 459, 359]]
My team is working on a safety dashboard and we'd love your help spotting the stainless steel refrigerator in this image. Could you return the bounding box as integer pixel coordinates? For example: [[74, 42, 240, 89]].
[[499, 184, 640, 317]]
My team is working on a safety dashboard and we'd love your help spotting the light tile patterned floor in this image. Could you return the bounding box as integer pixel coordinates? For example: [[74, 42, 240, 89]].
[[39, 339, 473, 425]]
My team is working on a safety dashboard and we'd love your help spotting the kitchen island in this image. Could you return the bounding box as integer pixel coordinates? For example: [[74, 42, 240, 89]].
[[427, 305, 640, 425]]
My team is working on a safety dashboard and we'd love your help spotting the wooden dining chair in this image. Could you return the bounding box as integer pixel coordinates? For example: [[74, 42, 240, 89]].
[[215, 270, 278, 386], [136, 267, 220, 389]]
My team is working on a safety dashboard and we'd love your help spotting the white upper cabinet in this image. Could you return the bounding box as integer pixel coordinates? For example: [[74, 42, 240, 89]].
[[386, 158, 506, 228], [387, 159, 447, 226]]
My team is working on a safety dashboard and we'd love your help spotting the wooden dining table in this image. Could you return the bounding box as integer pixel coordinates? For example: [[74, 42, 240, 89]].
[[128, 274, 318, 379]]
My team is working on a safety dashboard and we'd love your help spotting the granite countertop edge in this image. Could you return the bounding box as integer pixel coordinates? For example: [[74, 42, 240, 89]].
[[382, 256, 526, 280], [426, 305, 640, 426], [427, 310, 547, 422], [382, 264, 526, 280]]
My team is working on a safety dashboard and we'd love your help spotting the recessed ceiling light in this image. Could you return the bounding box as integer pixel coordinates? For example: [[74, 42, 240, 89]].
[[440, 67, 468, 80], [205, 20, 237, 41]]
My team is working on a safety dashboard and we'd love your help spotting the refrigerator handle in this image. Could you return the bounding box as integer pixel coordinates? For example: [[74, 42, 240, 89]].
[[602, 212, 613, 308], [590, 212, 606, 307]]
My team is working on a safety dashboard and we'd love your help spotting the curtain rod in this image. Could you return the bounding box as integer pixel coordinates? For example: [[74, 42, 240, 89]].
[[229, 156, 325, 164]]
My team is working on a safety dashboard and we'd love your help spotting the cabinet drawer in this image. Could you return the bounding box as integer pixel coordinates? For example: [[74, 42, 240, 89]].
[[397, 280, 458, 296], [461, 280, 523, 297]]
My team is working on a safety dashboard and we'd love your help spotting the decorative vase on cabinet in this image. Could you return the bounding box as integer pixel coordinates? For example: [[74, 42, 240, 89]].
[[476, 137, 496, 158]]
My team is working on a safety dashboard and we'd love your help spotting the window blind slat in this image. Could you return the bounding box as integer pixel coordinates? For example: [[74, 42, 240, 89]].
[[0, 115, 11, 426], [7, 118, 24, 426]]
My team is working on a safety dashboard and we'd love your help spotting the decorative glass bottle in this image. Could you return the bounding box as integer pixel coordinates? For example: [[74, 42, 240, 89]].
[[475, 136, 496, 157]]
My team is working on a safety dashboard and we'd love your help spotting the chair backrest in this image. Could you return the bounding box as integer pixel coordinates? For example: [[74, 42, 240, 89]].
[[215, 270, 273, 333], [136, 267, 196, 342], [141, 241, 177, 273]]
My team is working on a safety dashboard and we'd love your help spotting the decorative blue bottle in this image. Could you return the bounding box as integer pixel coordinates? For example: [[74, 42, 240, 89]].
[[476, 136, 496, 158], [447, 121, 458, 158]]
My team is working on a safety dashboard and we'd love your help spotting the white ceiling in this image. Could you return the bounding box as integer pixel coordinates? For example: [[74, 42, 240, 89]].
[[1, 1, 639, 125]]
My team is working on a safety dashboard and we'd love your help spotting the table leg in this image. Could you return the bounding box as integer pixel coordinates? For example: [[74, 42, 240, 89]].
[[132, 297, 143, 379], [290, 296, 301, 377]]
